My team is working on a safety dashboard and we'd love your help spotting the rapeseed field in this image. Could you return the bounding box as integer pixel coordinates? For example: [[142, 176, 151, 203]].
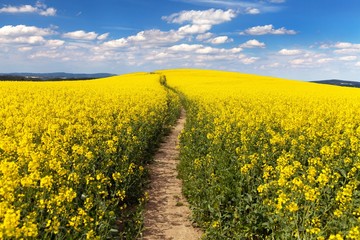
[[161, 69, 360, 239], [0, 73, 180, 239], [2, 69, 360, 239]]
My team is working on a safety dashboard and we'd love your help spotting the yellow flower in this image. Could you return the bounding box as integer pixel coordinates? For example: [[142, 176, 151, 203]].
[[347, 226, 360, 239], [212, 221, 220, 228], [334, 209, 343, 218], [1, 209, 20, 237], [286, 202, 299, 212], [306, 227, 320, 235], [329, 233, 343, 240]]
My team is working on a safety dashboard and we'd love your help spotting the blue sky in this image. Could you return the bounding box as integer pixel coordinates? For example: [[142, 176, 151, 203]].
[[0, 0, 359, 81]]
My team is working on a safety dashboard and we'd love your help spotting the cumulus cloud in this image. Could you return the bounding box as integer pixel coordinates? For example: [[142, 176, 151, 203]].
[[163, 9, 237, 36], [339, 56, 357, 61], [18, 46, 32, 52], [168, 43, 241, 54], [163, 9, 237, 25], [103, 9, 239, 50], [268, 62, 281, 68], [246, 8, 260, 14], [355, 62, 360, 67], [334, 42, 359, 49], [241, 57, 258, 64], [0, 2, 56, 16], [240, 24, 296, 35], [103, 29, 183, 48], [197, 46, 242, 54], [0, 25, 53, 37], [178, 24, 212, 34], [207, 36, 232, 44], [334, 49, 360, 54], [130, 29, 183, 45], [103, 38, 127, 48], [174, 0, 284, 13], [97, 33, 109, 41], [331, 42, 360, 54], [168, 44, 203, 52], [3, 36, 45, 44], [278, 49, 302, 55], [63, 31, 99, 40], [46, 40, 65, 47], [196, 32, 214, 41], [290, 59, 306, 65], [240, 39, 265, 48], [317, 58, 334, 64], [0, 25, 56, 45], [288, 58, 315, 67]]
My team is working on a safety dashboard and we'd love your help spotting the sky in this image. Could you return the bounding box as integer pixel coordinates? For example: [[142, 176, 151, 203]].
[[0, 0, 359, 81]]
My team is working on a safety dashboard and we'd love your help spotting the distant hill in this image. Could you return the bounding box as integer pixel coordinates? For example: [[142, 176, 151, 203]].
[[0, 72, 116, 81], [312, 79, 360, 88]]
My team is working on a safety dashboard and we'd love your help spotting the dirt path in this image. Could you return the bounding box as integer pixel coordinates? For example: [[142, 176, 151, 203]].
[[140, 109, 202, 240]]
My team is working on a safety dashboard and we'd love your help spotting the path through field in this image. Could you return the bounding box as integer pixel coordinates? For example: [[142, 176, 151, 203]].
[[141, 109, 203, 240]]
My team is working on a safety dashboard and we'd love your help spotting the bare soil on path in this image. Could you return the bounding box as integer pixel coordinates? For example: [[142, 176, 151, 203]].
[[140, 109, 202, 240]]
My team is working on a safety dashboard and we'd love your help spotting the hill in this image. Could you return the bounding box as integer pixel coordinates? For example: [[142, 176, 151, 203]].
[[312, 79, 360, 88], [0, 72, 115, 81]]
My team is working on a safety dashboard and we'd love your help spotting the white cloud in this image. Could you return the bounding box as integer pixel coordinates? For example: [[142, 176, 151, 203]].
[[334, 49, 360, 54], [163, 9, 237, 26], [102, 8, 239, 51], [127, 32, 147, 41], [178, 24, 212, 34], [2, 36, 45, 44], [246, 8, 260, 14], [229, 48, 243, 54], [197, 47, 213, 54], [168, 43, 241, 55], [355, 62, 360, 67], [0, 25, 53, 37], [290, 59, 305, 65], [241, 57, 258, 64], [339, 56, 357, 61], [129, 29, 183, 45], [103, 29, 183, 48], [334, 42, 358, 49], [317, 58, 334, 64], [18, 46, 32, 52], [289, 58, 314, 66], [319, 44, 330, 49], [207, 36, 232, 44], [195, 46, 241, 54], [268, 62, 280, 68], [0, 5, 37, 14], [29, 50, 63, 59], [0, 25, 56, 46], [46, 39, 65, 47], [168, 44, 203, 52], [330, 42, 360, 55], [0, 2, 56, 16], [278, 49, 302, 55], [63, 30, 99, 40], [174, 0, 284, 13], [39, 8, 56, 17], [102, 38, 126, 48], [241, 39, 265, 48], [97, 33, 109, 41], [240, 24, 296, 35], [196, 32, 214, 41]]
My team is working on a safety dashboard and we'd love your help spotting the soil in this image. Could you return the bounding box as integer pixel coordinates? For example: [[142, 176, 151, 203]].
[[140, 109, 203, 240]]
